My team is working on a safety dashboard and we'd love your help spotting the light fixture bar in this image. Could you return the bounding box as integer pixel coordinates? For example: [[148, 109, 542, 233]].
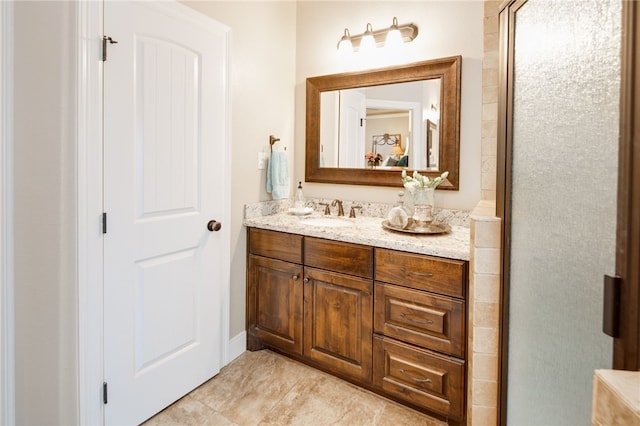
[[336, 21, 418, 51]]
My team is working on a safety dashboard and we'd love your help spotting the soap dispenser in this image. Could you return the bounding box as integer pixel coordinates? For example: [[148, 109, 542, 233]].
[[294, 181, 305, 209]]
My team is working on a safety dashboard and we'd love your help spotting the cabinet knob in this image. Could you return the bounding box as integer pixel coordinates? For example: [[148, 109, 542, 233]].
[[303, 277, 310, 283], [292, 274, 299, 281]]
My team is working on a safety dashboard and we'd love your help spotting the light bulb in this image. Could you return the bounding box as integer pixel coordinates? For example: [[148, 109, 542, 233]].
[[385, 17, 403, 49], [359, 23, 376, 53], [337, 28, 353, 54]]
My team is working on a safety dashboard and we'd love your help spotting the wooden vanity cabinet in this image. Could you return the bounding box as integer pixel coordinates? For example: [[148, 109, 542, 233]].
[[247, 228, 468, 423]]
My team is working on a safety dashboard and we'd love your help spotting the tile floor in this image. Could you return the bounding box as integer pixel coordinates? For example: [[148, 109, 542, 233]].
[[143, 349, 446, 425]]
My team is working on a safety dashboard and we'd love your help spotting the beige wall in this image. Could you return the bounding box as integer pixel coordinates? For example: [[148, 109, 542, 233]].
[[295, 1, 484, 210], [13, 1, 79, 424], [182, 1, 297, 338]]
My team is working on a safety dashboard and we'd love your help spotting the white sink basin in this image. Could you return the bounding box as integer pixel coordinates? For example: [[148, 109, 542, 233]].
[[301, 217, 354, 228]]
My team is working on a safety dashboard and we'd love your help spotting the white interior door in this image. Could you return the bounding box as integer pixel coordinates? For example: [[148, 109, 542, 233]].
[[338, 89, 366, 167], [103, 2, 229, 424]]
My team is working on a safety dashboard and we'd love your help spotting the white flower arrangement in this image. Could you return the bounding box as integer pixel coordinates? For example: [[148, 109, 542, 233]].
[[401, 170, 449, 190]]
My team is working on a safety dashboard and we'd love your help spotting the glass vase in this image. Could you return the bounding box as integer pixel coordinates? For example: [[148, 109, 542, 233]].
[[412, 187, 435, 227]]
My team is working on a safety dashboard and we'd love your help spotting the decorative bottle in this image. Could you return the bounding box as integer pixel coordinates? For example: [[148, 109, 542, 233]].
[[387, 192, 410, 229], [294, 181, 305, 209]]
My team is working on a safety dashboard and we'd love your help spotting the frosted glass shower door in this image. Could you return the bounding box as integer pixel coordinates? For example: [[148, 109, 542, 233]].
[[506, 0, 621, 424]]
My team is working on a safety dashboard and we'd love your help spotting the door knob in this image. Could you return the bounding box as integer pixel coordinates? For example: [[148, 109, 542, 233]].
[[207, 220, 222, 232]]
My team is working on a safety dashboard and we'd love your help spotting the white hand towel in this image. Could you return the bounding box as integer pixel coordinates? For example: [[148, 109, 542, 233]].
[[266, 151, 290, 199]]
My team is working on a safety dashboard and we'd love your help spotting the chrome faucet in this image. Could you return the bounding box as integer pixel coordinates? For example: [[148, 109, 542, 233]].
[[331, 199, 344, 216]]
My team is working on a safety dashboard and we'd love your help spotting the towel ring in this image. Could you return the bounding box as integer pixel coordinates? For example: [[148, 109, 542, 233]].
[[269, 135, 284, 152]]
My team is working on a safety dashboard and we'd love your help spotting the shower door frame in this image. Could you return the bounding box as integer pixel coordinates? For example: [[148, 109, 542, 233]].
[[496, 0, 640, 425]]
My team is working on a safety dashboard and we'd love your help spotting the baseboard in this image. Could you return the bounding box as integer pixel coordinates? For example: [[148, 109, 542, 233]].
[[227, 331, 246, 364]]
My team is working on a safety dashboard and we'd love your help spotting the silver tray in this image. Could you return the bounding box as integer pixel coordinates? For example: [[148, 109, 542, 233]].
[[382, 219, 451, 235]]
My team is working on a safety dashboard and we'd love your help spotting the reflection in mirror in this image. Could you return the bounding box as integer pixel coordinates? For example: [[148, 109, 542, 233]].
[[306, 56, 461, 189], [426, 119, 439, 169], [320, 79, 441, 171]]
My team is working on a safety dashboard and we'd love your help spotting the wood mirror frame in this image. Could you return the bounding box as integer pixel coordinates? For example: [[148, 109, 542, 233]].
[[305, 56, 461, 189]]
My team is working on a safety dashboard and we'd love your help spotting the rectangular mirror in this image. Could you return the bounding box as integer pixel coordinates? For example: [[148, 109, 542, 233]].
[[306, 57, 461, 189]]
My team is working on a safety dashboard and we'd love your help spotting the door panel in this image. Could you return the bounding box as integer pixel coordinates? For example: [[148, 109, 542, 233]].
[[137, 36, 199, 216], [103, 2, 229, 425], [135, 249, 198, 372]]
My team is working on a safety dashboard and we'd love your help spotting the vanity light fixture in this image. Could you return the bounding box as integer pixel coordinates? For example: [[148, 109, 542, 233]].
[[337, 17, 418, 53]]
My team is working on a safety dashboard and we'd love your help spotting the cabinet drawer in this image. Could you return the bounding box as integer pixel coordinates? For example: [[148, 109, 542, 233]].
[[373, 336, 465, 421], [375, 249, 466, 299], [249, 228, 302, 264], [305, 237, 373, 279], [374, 283, 465, 357]]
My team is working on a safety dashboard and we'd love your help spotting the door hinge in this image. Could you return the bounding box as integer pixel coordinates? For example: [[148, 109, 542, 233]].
[[102, 212, 107, 234], [603, 275, 621, 338], [103, 382, 108, 404], [102, 36, 118, 62]]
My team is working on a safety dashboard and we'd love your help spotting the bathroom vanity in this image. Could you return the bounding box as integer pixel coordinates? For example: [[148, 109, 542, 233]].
[[244, 203, 470, 423]]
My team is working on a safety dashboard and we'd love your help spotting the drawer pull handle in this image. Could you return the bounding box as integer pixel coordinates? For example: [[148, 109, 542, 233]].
[[408, 271, 434, 277], [400, 312, 434, 325], [292, 274, 299, 281], [399, 368, 432, 383]]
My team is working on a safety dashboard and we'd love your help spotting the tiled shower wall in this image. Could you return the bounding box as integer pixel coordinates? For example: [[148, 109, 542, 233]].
[[468, 201, 501, 425], [481, 1, 500, 202], [467, 1, 501, 424]]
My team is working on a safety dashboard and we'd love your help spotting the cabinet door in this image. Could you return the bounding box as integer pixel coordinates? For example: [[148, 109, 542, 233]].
[[303, 267, 372, 383], [248, 255, 303, 355]]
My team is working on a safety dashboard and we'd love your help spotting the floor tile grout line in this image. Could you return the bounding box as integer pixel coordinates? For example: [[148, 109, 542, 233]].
[[255, 379, 302, 424]]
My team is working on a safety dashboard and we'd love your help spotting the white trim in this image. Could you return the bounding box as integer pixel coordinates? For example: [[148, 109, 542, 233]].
[[221, 21, 232, 367], [228, 332, 247, 364], [0, 1, 15, 424], [76, 1, 104, 424]]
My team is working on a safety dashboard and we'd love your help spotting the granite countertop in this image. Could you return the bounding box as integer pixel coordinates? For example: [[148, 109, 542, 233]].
[[244, 200, 471, 261]]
